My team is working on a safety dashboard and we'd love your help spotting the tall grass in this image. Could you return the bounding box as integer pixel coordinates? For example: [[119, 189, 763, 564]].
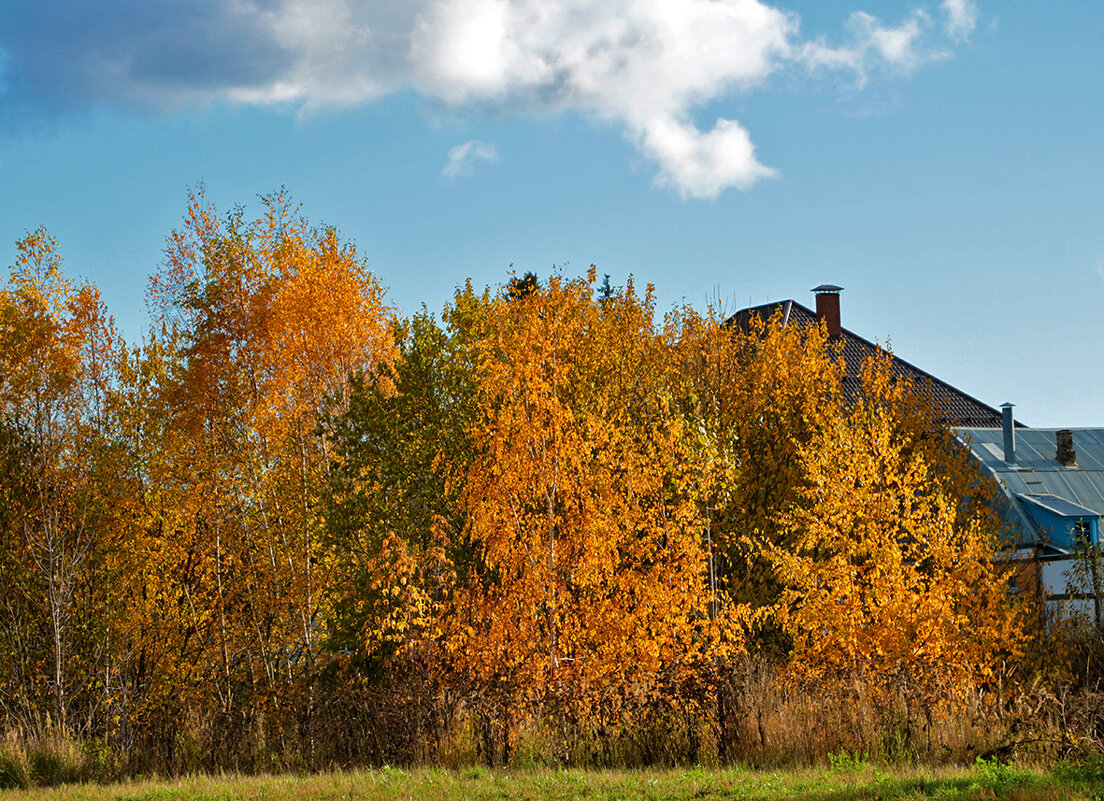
[[0, 729, 97, 790], [5, 638, 1104, 790]]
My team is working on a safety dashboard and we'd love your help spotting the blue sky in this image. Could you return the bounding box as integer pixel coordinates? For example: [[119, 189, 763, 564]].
[[0, 0, 1101, 426]]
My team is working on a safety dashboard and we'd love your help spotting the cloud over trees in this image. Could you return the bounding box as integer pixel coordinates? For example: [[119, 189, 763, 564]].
[[0, 0, 978, 197]]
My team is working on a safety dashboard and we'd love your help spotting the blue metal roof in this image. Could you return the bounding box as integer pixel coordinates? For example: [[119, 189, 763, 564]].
[[1018, 493, 1101, 518], [956, 427, 1104, 551]]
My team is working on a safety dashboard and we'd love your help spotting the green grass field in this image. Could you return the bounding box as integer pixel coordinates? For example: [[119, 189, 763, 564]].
[[3, 759, 1103, 801]]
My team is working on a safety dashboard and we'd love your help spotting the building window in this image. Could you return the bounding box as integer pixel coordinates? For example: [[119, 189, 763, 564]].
[[1073, 519, 1092, 545]]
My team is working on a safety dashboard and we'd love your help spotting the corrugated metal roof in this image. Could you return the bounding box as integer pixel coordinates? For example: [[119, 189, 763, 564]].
[[1018, 493, 1101, 518], [726, 300, 1006, 427], [956, 427, 1104, 550]]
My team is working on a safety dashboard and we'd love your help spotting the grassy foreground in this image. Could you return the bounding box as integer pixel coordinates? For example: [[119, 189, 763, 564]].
[[2, 760, 1103, 801]]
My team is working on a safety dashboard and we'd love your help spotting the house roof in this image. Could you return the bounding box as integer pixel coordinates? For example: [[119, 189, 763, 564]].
[[955, 427, 1104, 550], [726, 299, 1006, 428], [1018, 493, 1102, 518], [955, 428, 1104, 512]]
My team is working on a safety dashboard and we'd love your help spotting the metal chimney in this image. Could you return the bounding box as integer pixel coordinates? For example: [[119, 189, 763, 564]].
[[811, 284, 843, 337], [1001, 403, 1016, 463], [1057, 430, 1077, 466]]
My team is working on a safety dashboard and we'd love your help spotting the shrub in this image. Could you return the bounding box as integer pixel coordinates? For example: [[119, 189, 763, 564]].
[[0, 737, 30, 790]]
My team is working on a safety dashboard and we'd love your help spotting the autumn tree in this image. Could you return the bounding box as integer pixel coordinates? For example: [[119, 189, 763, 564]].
[[442, 271, 726, 760], [323, 293, 486, 672], [666, 306, 845, 618], [132, 187, 396, 754], [761, 354, 1023, 721], [0, 228, 124, 736], [309, 287, 496, 764]]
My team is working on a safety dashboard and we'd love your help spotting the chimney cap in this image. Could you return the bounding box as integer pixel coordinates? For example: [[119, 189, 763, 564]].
[[1000, 402, 1015, 409], [811, 284, 843, 294]]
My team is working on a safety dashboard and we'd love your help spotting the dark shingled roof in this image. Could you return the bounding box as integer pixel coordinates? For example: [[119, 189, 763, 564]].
[[726, 299, 1005, 428]]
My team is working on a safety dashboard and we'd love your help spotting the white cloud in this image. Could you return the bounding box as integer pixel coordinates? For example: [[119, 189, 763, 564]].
[[443, 139, 499, 178], [800, 9, 946, 85], [410, 0, 796, 197], [0, 0, 979, 198], [638, 116, 776, 199], [853, 11, 931, 69], [941, 0, 979, 42]]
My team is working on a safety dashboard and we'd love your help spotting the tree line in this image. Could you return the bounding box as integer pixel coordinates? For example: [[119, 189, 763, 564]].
[[0, 190, 1052, 775]]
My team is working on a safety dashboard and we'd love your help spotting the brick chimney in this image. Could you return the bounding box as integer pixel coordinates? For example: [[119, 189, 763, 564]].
[[812, 284, 843, 337], [1057, 430, 1077, 467]]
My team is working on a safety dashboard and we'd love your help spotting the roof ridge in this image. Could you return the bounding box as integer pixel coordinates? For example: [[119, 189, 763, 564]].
[[832, 321, 1007, 426], [724, 298, 1006, 427]]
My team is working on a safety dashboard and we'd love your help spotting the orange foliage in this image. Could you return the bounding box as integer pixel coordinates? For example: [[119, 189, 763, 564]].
[[0, 228, 123, 735], [0, 217, 1028, 766], [445, 273, 725, 734], [762, 354, 1023, 708], [0, 228, 119, 430], [664, 305, 847, 631], [132, 187, 397, 723]]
